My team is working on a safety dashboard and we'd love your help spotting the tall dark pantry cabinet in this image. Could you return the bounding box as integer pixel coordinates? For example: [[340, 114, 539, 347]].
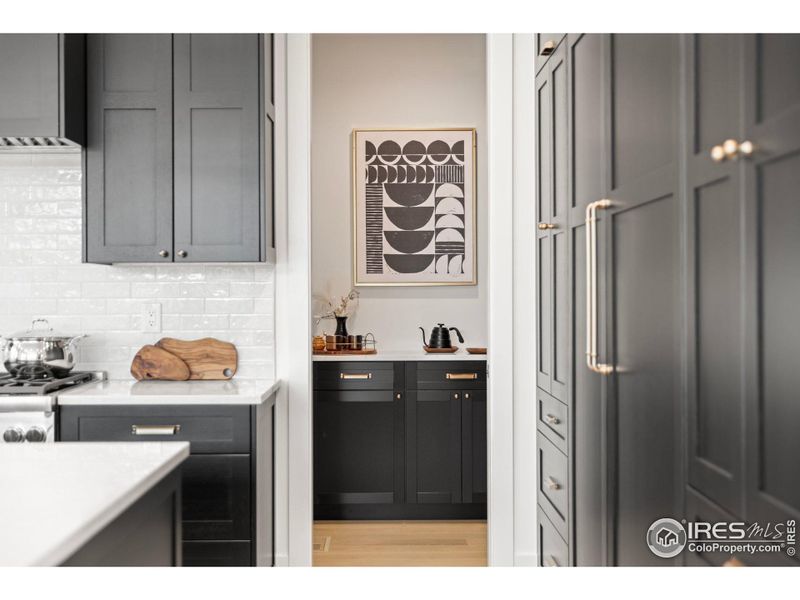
[[535, 34, 800, 567]]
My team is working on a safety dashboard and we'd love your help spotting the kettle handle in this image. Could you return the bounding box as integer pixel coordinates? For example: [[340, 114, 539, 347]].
[[449, 327, 464, 344], [419, 327, 427, 347]]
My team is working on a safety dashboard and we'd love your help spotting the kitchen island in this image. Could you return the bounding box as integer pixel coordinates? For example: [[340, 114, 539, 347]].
[[0, 442, 188, 566]]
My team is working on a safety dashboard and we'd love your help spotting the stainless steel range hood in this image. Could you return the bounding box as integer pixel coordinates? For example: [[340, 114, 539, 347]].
[[0, 34, 85, 151]]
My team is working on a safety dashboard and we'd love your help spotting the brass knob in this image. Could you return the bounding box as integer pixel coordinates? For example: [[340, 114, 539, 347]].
[[538, 222, 556, 230], [454, 393, 459, 400], [539, 40, 556, 56], [465, 393, 470, 400], [177, 250, 187, 258], [710, 144, 726, 163], [739, 140, 754, 157], [722, 138, 740, 159], [158, 249, 169, 258]]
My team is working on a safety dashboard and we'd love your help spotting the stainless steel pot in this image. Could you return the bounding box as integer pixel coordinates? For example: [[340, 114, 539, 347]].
[[1, 319, 87, 377]]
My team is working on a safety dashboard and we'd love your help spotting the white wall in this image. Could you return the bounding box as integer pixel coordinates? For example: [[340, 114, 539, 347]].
[[0, 153, 275, 379], [311, 34, 487, 350]]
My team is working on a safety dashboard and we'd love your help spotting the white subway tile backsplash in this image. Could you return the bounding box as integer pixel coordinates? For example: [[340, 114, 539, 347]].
[[0, 153, 275, 378]]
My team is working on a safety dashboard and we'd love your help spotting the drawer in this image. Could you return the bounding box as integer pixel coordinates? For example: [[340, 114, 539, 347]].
[[183, 540, 251, 567], [314, 361, 399, 391], [535, 33, 566, 74], [58, 405, 251, 454], [537, 432, 569, 540], [182, 455, 251, 541], [537, 388, 568, 454], [538, 505, 569, 567], [409, 361, 487, 390]]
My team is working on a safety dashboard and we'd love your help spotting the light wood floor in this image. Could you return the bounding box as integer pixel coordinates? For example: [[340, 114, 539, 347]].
[[313, 520, 487, 567]]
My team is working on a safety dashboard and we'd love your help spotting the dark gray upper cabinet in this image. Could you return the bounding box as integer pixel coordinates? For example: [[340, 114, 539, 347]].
[[0, 34, 85, 147], [173, 34, 264, 262], [84, 33, 275, 264], [85, 34, 174, 263]]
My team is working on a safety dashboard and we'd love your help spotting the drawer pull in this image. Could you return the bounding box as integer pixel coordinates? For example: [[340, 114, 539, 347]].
[[546, 476, 561, 491], [445, 373, 478, 380], [544, 414, 561, 426], [543, 555, 559, 567], [539, 40, 556, 56], [131, 424, 181, 436], [340, 373, 372, 380]]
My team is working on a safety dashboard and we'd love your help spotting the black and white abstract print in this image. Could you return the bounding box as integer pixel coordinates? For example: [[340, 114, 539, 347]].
[[354, 129, 476, 286]]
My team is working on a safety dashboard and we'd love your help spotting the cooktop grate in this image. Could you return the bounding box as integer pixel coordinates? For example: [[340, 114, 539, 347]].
[[0, 371, 96, 395]]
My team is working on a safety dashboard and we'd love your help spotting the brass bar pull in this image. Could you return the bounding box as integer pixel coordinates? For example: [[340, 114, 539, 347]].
[[537, 222, 556, 230], [131, 424, 181, 436], [585, 199, 614, 375], [539, 40, 556, 56], [340, 373, 372, 380], [546, 476, 561, 491], [445, 373, 478, 380], [544, 414, 560, 426], [543, 556, 559, 567]]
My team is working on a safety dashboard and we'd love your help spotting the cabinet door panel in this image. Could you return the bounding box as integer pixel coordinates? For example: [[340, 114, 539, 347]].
[[173, 34, 262, 262], [461, 390, 486, 504], [85, 34, 173, 263], [685, 34, 745, 517], [743, 34, 800, 536], [406, 390, 461, 504], [314, 390, 404, 505]]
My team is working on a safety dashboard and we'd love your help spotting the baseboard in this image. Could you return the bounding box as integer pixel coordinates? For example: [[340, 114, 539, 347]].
[[514, 552, 538, 567]]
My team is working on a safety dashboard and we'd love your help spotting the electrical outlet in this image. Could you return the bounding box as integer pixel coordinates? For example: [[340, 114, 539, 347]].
[[141, 302, 162, 333]]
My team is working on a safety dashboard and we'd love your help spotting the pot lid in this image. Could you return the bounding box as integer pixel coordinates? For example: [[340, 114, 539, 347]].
[[7, 319, 84, 341]]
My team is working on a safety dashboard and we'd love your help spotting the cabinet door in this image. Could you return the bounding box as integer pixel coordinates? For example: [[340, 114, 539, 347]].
[[406, 390, 462, 504], [314, 390, 404, 507], [173, 34, 263, 262], [461, 389, 486, 504], [0, 34, 59, 136], [568, 33, 608, 567], [606, 34, 682, 566], [536, 41, 569, 401], [85, 34, 174, 263], [684, 34, 746, 519], [743, 34, 800, 535]]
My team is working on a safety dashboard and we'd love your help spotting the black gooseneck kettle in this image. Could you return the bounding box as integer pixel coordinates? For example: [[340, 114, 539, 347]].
[[420, 323, 464, 349]]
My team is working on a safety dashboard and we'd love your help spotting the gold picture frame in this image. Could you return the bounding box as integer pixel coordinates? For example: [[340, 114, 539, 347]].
[[351, 127, 478, 287]]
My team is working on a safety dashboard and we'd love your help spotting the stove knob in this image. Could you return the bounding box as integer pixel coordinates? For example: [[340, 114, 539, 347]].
[[3, 427, 25, 443], [25, 426, 47, 443]]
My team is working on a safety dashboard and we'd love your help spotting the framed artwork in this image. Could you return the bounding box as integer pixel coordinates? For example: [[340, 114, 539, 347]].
[[352, 128, 477, 286]]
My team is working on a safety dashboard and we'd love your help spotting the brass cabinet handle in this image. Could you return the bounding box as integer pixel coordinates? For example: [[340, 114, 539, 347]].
[[544, 414, 560, 426], [340, 373, 372, 380], [546, 476, 561, 491], [131, 424, 181, 436], [446, 373, 478, 380], [543, 555, 559, 567], [537, 222, 556, 230], [585, 199, 614, 375], [539, 40, 556, 56]]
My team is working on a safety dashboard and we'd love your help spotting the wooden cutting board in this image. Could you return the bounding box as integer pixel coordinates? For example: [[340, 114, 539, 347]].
[[131, 345, 191, 381], [155, 337, 238, 380]]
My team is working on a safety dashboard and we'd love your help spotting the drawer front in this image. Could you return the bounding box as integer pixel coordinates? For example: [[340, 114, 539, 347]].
[[314, 361, 398, 391], [58, 405, 251, 454], [535, 33, 566, 73], [183, 540, 251, 567], [409, 361, 487, 390], [537, 388, 568, 454], [538, 505, 569, 567], [538, 432, 569, 539], [182, 454, 251, 541]]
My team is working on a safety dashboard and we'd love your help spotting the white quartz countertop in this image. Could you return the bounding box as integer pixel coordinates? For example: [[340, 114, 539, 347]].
[[57, 378, 281, 405], [313, 350, 487, 362], [0, 442, 189, 566]]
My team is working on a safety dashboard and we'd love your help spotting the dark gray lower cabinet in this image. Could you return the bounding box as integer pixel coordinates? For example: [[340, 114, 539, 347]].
[[313, 360, 487, 520], [59, 403, 274, 567]]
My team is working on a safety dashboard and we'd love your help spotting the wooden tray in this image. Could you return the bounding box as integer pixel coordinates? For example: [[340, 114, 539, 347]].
[[423, 346, 459, 354], [466, 347, 487, 355], [313, 349, 378, 356]]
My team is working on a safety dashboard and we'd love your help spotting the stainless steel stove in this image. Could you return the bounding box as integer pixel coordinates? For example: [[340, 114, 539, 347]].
[[0, 371, 104, 443]]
